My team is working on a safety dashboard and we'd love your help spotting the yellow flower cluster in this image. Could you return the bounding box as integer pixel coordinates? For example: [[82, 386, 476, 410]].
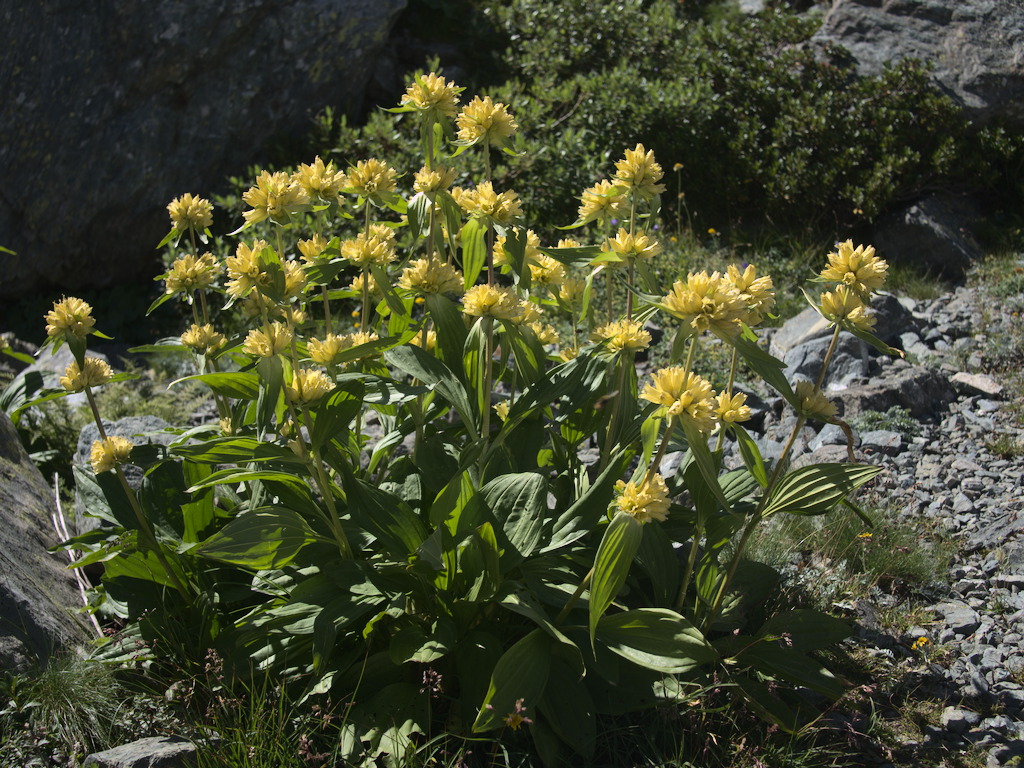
[[795, 380, 837, 421], [578, 179, 628, 225], [528, 321, 560, 345], [45, 297, 96, 342], [398, 258, 464, 296], [413, 164, 458, 194], [167, 193, 213, 232], [225, 240, 271, 298], [180, 323, 226, 354], [726, 264, 775, 327], [820, 284, 876, 332], [402, 72, 462, 119], [59, 357, 112, 392], [614, 144, 666, 200], [292, 156, 346, 202], [456, 96, 517, 146], [605, 228, 662, 262], [242, 322, 293, 358], [297, 233, 329, 263], [285, 368, 335, 407], [242, 170, 309, 226], [661, 271, 746, 340], [347, 158, 397, 199], [462, 284, 528, 322], [529, 255, 566, 288], [616, 473, 670, 524], [821, 240, 887, 298], [592, 319, 651, 354], [641, 367, 718, 434], [715, 391, 751, 424], [308, 331, 379, 365], [165, 252, 221, 295], [341, 224, 397, 268], [90, 436, 134, 474], [453, 182, 523, 226]]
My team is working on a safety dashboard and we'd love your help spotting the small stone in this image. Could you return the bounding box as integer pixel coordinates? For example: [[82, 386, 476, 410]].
[[951, 372, 1003, 397], [942, 706, 982, 734]]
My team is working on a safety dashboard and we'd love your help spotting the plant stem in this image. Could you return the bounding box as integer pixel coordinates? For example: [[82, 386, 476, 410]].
[[555, 567, 594, 626]]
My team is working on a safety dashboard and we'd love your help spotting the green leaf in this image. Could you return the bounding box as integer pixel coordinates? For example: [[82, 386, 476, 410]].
[[424, 293, 468, 375], [543, 448, 632, 553], [180, 461, 214, 543], [596, 608, 717, 673], [731, 674, 800, 733], [731, 333, 797, 407], [386, 345, 477, 431], [172, 370, 260, 400], [757, 610, 851, 653], [459, 522, 502, 602], [481, 472, 547, 560], [256, 355, 284, 438], [589, 511, 645, 641], [309, 387, 363, 452], [538, 658, 596, 759], [762, 463, 881, 518], [340, 464, 427, 558], [473, 629, 551, 732], [195, 506, 323, 569], [738, 642, 846, 699], [733, 423, 769, 487], [678, 417, 733, 514], [171, 436, 303, 465], [389, 616, 456, 664], [461, 218, 487, 288]]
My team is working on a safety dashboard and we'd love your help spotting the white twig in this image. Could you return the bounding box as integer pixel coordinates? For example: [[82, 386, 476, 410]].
[[52, 472, 104, 638]]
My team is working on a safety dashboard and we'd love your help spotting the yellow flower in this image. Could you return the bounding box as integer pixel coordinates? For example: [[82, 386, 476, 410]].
[[242, 170, 309, 226], [559, 345, 579, 362], [45, 296, 95, 341], [578, 179, 628, 225], [242, 322, 292, 358], [820, 240, 887, 297], [557, 238, 581, 249], [398, 258, 464, 296], [715, 391, 751, 424], [529, 254, 566, 288], [89, 436, 134, 474], [59, 357, 112, 392], [605, 227, 663, 262], [165, 252, 221, 295], [286, 368, 335, 407], [281, 260, 308, 300], [795, 380, 837, 421], [341, 331, 381, 360], [180, 323, 226, 354], [292, 156, 346, 202], [912, 636, 930, 651], [453, 182, 523, 226], [661, 271, 745, 340], [341, 228, 396, 268], [402, 72, 462, 119], [614, 144, 666, 200], [462, 284, 525, 322], [167, 193, 213, 232], [592, 319, 651, 354], [347, 271, 381, 296], [616, 473, 670, 524], [820, 285, 876, 331], [225, 239, 271, 298], [456, 95, 517, 146], [346, 158, 397, 199], [528, 321, 560, 345], [494, 400, 510, 422], [726, 264, 775, 327], [298, 234, 330, 263], [413, 164, 458, 194], [308, 334, 345, 365], [641, 367, 718, 434], [558, 277, 586, 309]]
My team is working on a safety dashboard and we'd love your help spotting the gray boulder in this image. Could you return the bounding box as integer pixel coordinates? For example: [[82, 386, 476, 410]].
[[84, 736, 196, 768], [833, 360, 956, 419], [812, 0, 1024, 126], [0, 0, 406, 299], [0, 411, 91, 671], [874, 194, 983, 278]]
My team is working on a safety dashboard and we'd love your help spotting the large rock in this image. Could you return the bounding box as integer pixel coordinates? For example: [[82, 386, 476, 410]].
[[0, 0, 406, 299], [0, 411, 91, 671], [84, 736, 196, 768], [873, 194, 983, 279], [812, 0, 1024, 126]]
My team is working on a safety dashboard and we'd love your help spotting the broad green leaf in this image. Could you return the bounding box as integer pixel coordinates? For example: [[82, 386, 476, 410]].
[[171, 436, 304, 466], [172, 370, 260, 400], [757, 610, 851, 653], [762, 463, 881, 518], [424, 293, 468, 375], [180, 460, 214, 543], [731, 333, 797, 407], [731, 674, 800, 733], [386, 345, 477, 430], [195, 506, 323, 569], [459, 522, 502, 602], [186, 467, 310, 493], [678, 417, 732, 513], [635, 521, 679, 606], [543, 449, 631, 553], [473, 629, 551, 732], [389, 617, 456, 664], [461, 218, 487, 288], [340, 464, 427, 558], [733, 423, 769, 487], [589, 511, 645, 641], [738, 642, 846, 699], [596, 608, 717, 673], [498, 588, 584, 676], [538, 658, 596, 760], [309, 387, 362, 452], [709, 560, 779, 631], [256, 355, 284, 438], [360, 682, 428, 760], [481, 472, 547, 560]]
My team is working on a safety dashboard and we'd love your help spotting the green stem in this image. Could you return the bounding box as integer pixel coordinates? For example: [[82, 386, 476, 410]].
[[322, 285, 332, 335], [816, 324, 843, 390], [600, 356, 629, 470], [555, 567, 594, 627], [714, 348, 740, 453], [481, 317, 494, 442]]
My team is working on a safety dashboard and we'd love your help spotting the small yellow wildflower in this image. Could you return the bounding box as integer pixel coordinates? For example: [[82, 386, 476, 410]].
[[453, 182, 523, 226], [578, 179, 628, 225], [59, 357, 112, 392], [413, 164, 458, 194], [726, 264, 775, 328], [559, 345, 579, 362], [167, 193, 213, 232], [165, 253, 221, 295], [456, 95, 517, 146], [592, 319, 651, 354], [528, 321, 560, 345], [820, 285, 876, 332], [529, 255, 566, 288], [242, 170, 309, 226], [401, 72, 462, 119], [292, 156, 346, 202], [285, 368, 335, 407], [614, 143, 666, 200], [308, 334, 346, 366], [605, 227, 662, 262], [911, 636, 930, 651], [794, 380, 837, 422], [398, 258, 464, 296], [347, 271, 381, 296], [616, 473, 670, 524], [180, 323, 226, 354], [341, 228, 396, 268], [493, 229, 541, 269], [558, 277, 586, 308], [225, 239, 271, 298], [661, 271, 745, 340], [462, 284, 525, 322], [45, 297, 95, 342], [242, 323, 292, 358], [641, 367, 718, 434], [89, 436, 134, 474], [820, 240, 887, 297], [297, 233, 330, 263], [715, 391, 751, 424], [494, 400, 510, 422], [282, 259, 308, 300], [346, 158, 397, 200]]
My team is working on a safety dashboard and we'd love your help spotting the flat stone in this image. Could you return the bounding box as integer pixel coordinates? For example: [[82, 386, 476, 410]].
[[951, 372, 1003, 397], [932, 601, 982, 635], [84, 736, 195, 767]]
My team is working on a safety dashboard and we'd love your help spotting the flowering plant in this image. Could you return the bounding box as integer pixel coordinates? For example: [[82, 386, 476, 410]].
[[31, 73, 898, 764]]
